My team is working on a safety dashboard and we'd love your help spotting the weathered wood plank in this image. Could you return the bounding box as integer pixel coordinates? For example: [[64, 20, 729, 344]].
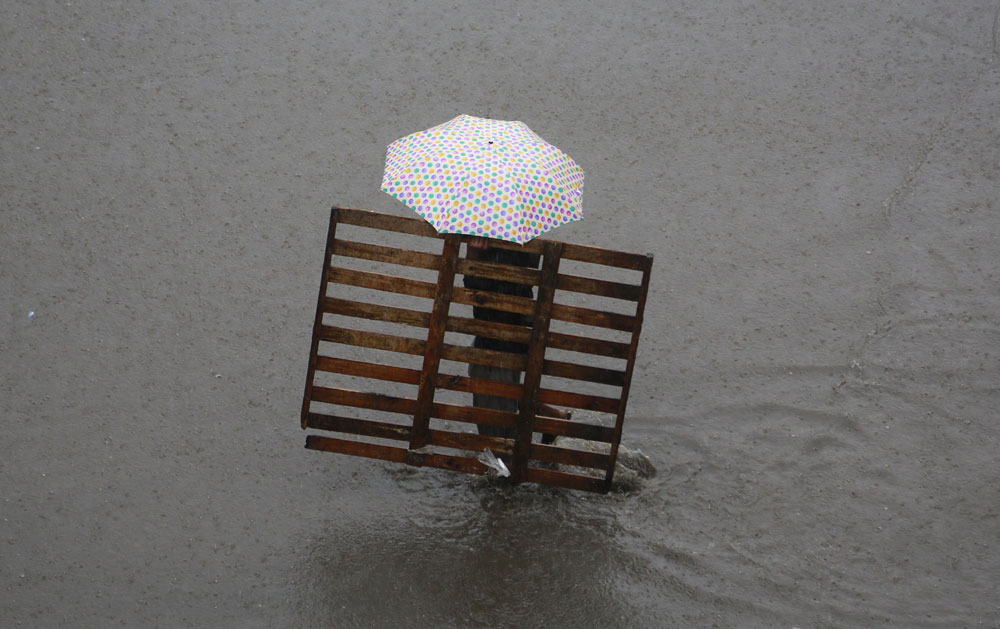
[[606, 251, 654, 487], [328, 267, 437, 300], [547, 331, 631, 359], [529, 442, 610, 470], [445, 315, 533, 345], [512, 241, 563, 482], [456, 258, 541, 286], [333, 239, 441, 271], [555, 273, 642, 301], [333, 205, 441, 238], [531, 416, 615, 442], [434, 373, 522, 399], [311, 386, 416, 415], [560, 243, 652, 271], [549, 302, 636, 332], [440, 343, 528, 370], [306, 435, 486, 474], [302, 208, 340, 428], [411, 236, 460, 449], [319, 325, 426, 356], [541, 359, 626, 387], [314, 356, 421, 385], [451, 286, 536, 316], [305, 412, 411, 441], [322, 297, 431, 329], [537, 388, 621, 414]]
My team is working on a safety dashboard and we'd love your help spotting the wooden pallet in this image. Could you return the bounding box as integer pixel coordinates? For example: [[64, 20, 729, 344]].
[[301, 206, 653, 492]]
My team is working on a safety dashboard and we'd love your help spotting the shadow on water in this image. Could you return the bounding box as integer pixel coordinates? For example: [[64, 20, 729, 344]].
[[294, 471, 640, 628]]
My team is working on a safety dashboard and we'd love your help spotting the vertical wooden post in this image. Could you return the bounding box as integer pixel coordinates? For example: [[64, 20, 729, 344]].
[[409, 235, 460, 449], [511, 240, 563, 483], [604, 253, 654, 488], [302, 207, 340, 429]]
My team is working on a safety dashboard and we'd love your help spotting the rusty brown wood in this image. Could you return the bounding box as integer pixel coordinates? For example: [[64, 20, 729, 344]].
[[529, 442, 610, 470], [536, 388, 621, 414], [549, 302, 636, 332], [456, 258, 541, 286], [451, 286, 536, 316], [445, 315, 533, 345], [333, 205, 440, 238], [546, 331, 631, 359], [430, 401, 517, 432], [531, 416, 615, 442], [605, 253, 654, 487], [306, 435, 486, 474], [301, 207, 340, 428], [333, 239, 441, 271], [314, 356, 421, 385], [328, 267, 438, 300], [511, 240, 563, 483], [555, 273, 642, 301], [306, 412, 513, 455], [302, 205, 654, 493], [410, 235, 460, 449], [425, 428, 514, 455], [322, 297, 431, 329], [541, 359, 626, 387], [440, 343, 528, 370], [311, 386, 416, 415], [319, 326, 427, 356], [559, 241, 650, 271], [305, 412, 411, 441]]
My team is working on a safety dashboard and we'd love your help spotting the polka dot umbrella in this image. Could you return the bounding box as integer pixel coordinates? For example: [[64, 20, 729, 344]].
[[381, 115, 585, 244]]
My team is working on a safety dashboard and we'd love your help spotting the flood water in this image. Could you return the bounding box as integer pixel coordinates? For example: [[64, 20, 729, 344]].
[[3, 1, 998, 627]]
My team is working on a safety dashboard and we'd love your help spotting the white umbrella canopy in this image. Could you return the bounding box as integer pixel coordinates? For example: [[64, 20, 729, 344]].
[[381, 114, 585, 244]]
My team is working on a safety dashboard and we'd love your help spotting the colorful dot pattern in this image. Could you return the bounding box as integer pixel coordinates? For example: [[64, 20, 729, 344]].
[[381, 114, 585, 244]]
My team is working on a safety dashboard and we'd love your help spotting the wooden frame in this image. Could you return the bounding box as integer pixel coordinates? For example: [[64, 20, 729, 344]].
[[301, 206, 653, 492]]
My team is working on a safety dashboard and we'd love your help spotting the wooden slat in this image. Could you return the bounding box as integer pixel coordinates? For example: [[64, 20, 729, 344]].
[[434, 373, 522, 399], [322, 297, 430, 328], [445, 315, 533, 345], [302, 208, 341, 428], [547, 331, 631, 359], [424, 428, 514, 455], [456, 258, 541, 286], [314, 356, 420, 385], [561, 242, 652, 271], [411, 236, 460, 449], [431, 400, 517, 431], [440, 343, 528, 370], [531, 416, 615, 442], [512, 241, 563, 482], [306, 412, 513, 456], [311, 386, 416, 415], [319, 325, 426, 356], [606, 252, 654, 487], [556, 273, 642, 301], [306, 435, 486, 474], [541, 359, 626, 387], [537, 388, 621, 414], [529, 442, 610, 470], [333, 239, 441, 271], [452, 286, 536, 316], [334, 205, 441, 238], [328, 267, 437, 300], [305, 412, 411, 441], [549, 302, 636, 332]]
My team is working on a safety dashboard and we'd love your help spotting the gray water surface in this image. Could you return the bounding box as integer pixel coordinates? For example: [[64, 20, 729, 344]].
[[2, 1, 998, 627]]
